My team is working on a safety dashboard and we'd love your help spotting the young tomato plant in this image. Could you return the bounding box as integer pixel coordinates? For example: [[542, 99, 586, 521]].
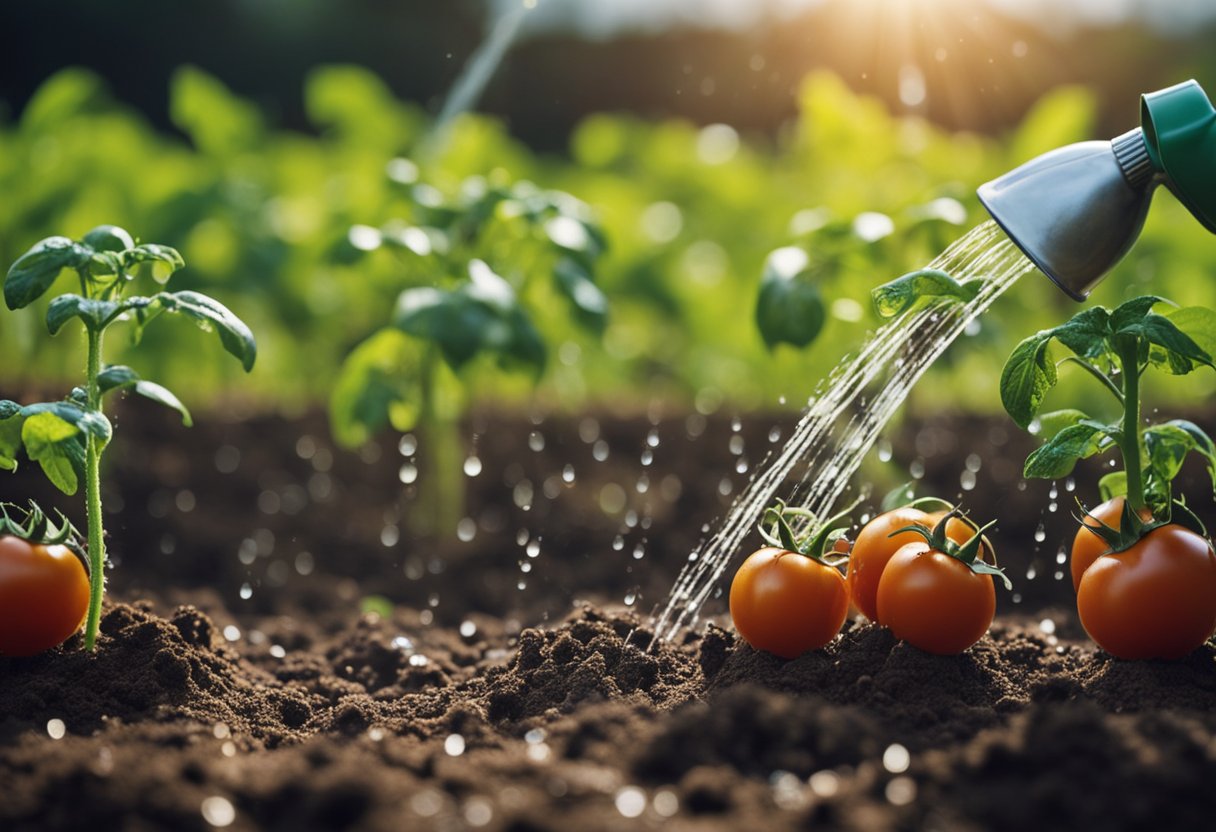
[[0, 502, 90, 657], [729, 500, 853, 659], [2, 226, 256, 650], [875, 509, 1009, 655], [331, 169, 608, 536], [848, 488, 991, 624], [1001, 296, 1216, 658]]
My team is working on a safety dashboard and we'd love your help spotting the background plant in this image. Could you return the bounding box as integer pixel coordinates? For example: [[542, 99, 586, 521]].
[[1, 67, 1215, 431], [0, 225, 256, 648], [329, 169, 608, 534]]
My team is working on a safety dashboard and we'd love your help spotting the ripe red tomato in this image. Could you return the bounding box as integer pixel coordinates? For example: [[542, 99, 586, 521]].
[[1077, 524, 1216, 659], [848, 506, 983, 624], [875, 542, 997, 655], [0, 535, 91, 657], [1070, 496, 1153, 591], [730, 547, 849, 659]]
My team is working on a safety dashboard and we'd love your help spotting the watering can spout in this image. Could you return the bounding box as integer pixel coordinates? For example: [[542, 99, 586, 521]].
[[978, 79, 1216, 301]]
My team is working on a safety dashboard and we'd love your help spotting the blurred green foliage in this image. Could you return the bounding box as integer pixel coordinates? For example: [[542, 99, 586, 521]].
[[2, 66, 1215, 422]]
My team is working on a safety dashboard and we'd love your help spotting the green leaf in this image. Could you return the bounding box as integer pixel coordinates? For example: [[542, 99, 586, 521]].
[[1034, 409, 1090, 441], [1109, 295, 1162, 332], [553, 257, 608, 333], [871, 268, 982, 319], [81, 225, 134, 253], [1146, 419, 1216, 500], [330, 329, 423, 448], [1000, 333, 1056, 429], [1098, 471, 1128, 502], [755, 247, 825, 349], [1050, 306, 1112, 359], [150, 291, 258, 371], [97, 366, 192, 426], [1165, 307, 1216, 363], [1023, 422, 1113, 479], [47, 295, 119, 335], [1130, 314, 1213, 375], [170, 66, 262, 155], [393, 262, 546, 374], [5, 236, 90, 309], [16, 402, 111, 445], [0, 401, 22, 472], [21, 412, 86, 495], [124, 244, 185, 285]]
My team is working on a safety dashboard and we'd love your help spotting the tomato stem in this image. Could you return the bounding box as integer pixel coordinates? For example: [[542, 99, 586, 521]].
[[1116, 334, 1147, 515], [82, 325, 106, 650]]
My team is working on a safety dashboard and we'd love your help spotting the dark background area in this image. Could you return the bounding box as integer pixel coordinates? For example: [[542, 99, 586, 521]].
[[3, 0, 1214, 150]]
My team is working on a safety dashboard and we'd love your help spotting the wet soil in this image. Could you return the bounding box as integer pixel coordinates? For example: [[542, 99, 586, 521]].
[[1, 402, 1215, 830]]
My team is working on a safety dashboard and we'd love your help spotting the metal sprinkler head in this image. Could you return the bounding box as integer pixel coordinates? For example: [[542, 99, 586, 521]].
[[978, 79, 1216, 301]]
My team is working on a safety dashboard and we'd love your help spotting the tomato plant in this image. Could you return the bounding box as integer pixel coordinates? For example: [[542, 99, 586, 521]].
[[1076, 508, 1216, 659], [2, 226, 256, 649], [330, 170, 608, 535], [1001, 295, 1216, 656], [848, 489, 990, 624], [875, 510, 1010, 655], [729, 501, 853, 658], [0, 502, 90, 657]]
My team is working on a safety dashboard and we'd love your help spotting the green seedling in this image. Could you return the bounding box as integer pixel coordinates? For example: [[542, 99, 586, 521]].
[[1000, 295, 1216, 518], [2, 226, 256, 649]]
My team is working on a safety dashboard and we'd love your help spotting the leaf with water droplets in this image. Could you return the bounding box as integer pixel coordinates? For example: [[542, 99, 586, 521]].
[[871, 268, 982, 319]]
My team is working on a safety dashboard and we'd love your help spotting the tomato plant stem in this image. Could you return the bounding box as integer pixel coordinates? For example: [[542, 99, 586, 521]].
[[1117, 334, 1147, 514], [412, 349, 462, 537], [83, 326, 106, 650]]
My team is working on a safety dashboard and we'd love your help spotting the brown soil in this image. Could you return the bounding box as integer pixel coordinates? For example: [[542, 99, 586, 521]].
[[2, 404, 1215, 830]]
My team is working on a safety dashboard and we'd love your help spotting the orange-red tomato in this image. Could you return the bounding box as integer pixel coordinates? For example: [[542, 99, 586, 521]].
[[0, 535, 90, 657], [1070, 496, 1153, 591], [730, 547, 849, 659], [1076, 524, 1216, 659], [875, 542, 997, 655], [848, 507, 983, 624]]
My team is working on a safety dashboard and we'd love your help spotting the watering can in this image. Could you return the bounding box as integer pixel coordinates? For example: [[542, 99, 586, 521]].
[[978, 79, 1216, 301]]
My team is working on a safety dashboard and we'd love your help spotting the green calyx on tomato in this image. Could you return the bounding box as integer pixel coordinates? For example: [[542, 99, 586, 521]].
[[757, 497, 859, 567], [0, 500, 86, 573], [889, 509, 1011, 590], [1076, 496, 1209, 558]]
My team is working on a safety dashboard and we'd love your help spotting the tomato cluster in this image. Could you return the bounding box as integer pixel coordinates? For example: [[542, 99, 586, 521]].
[[731, 500, 1007, 659]]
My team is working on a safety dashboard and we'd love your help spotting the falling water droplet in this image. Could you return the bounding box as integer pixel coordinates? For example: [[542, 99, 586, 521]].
[[463, 456, 482, 477]]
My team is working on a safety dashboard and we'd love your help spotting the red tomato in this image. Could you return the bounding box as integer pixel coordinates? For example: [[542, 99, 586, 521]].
[[1077, 524, 1216, 659], [1070, 496, 1153, 591], [730, 547, 849, 659], [848, 507, 984, 624], [875, 542, 997, 655], [0, 535, 91, 657]]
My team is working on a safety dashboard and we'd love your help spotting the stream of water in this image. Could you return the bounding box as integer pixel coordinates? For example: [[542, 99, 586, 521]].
[[649, 221, 1037, 644]]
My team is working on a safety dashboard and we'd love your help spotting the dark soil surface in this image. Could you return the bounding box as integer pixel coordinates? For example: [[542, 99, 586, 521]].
[[2, 401, 1215, 830]]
